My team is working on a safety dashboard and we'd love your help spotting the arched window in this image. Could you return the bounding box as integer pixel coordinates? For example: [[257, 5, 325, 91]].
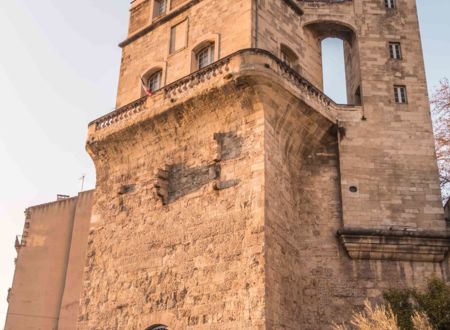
[[142, 68, 163, 96], [280, 44, 299, 71], [196, 43, 215, 69], [146, 325, 168, 330]]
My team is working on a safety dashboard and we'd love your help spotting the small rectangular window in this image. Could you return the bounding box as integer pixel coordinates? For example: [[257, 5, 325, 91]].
[[385, 0, 396, 9], [389, 42, 402, 59], [153, 0, 167, 18], [394, 85, 407, 104], [170, 20, 188, 54]]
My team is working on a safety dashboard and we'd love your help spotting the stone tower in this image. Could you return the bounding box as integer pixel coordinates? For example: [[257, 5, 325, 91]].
[[80, 0, 450, 329]]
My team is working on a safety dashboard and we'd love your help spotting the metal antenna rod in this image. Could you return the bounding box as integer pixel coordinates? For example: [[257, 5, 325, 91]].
[[79, 174, 86, 192]]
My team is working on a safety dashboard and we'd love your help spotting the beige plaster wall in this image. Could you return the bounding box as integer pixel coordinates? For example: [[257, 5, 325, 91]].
[[4, 192, 93, 330], [58, 191, 95, 330], [5, 198, 77, 330]]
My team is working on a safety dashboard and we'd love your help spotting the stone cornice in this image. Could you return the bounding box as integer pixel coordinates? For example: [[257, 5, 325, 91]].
[[120, 0, 303, 48], [283, 0, 304, 16], [338, 227, 450, 262]]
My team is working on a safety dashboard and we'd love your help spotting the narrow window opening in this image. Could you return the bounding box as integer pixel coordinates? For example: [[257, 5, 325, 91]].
[[197, 43, 215, 69], [153, 0, 167, 18], [389, 42, 402, 59], [280, 44, 299, 72], [394, 85, 407, 104], [322, 38, 348, 104], [385, 0, 396, 9]]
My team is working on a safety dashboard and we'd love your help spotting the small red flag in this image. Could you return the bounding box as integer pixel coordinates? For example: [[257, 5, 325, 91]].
[[140, 76, 153, 96]]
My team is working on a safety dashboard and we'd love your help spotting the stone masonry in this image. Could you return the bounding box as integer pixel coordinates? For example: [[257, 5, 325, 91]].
[[79, 0, 450, 328], [4, 0, 450, 329]]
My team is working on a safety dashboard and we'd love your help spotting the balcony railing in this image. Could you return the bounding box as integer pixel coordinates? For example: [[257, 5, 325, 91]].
[[89, 48, 358, 133]]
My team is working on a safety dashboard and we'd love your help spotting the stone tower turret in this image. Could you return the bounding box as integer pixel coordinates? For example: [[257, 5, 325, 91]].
[[80, 0, 450, 328]]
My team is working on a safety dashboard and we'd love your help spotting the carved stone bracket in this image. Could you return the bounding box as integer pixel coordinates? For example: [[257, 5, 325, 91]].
[[337, 227, 450, 262], [213, 179, 239, 191]]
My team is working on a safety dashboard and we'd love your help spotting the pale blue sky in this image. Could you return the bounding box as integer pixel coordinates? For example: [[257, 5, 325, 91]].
[[0, 1, 449, 326]]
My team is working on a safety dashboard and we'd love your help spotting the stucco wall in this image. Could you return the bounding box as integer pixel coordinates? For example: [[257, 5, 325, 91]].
[[58, 191, 95, 330], [4, 191, 93, 330]]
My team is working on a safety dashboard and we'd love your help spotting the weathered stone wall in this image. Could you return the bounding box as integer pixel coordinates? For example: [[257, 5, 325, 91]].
[[5, 191, 93, 330], [171, 0, 189, 10], [256, 0, 325, 89], [117, 0, 252, 108], [79, 84, 266, 329], [259, 81, 337, 329], [331, 0, 444, 230], [79, 0, 449, 329], [257, 0, 444, 230], [129, 1, 152, 36], [4, 0, 449, 329], [260, 81, 450, 329]]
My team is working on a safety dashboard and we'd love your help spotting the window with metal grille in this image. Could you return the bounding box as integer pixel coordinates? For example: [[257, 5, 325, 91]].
[[385, 0, 395, 9], [394, 85, 407, 104], [197, 44, 215, 69], [147, 70, 162, 93], [153, 0, 167, 18], [389, 42, 402, 59]]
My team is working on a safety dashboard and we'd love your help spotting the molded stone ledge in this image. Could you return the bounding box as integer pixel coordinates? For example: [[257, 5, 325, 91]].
[[337, 227, 450, 262]]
